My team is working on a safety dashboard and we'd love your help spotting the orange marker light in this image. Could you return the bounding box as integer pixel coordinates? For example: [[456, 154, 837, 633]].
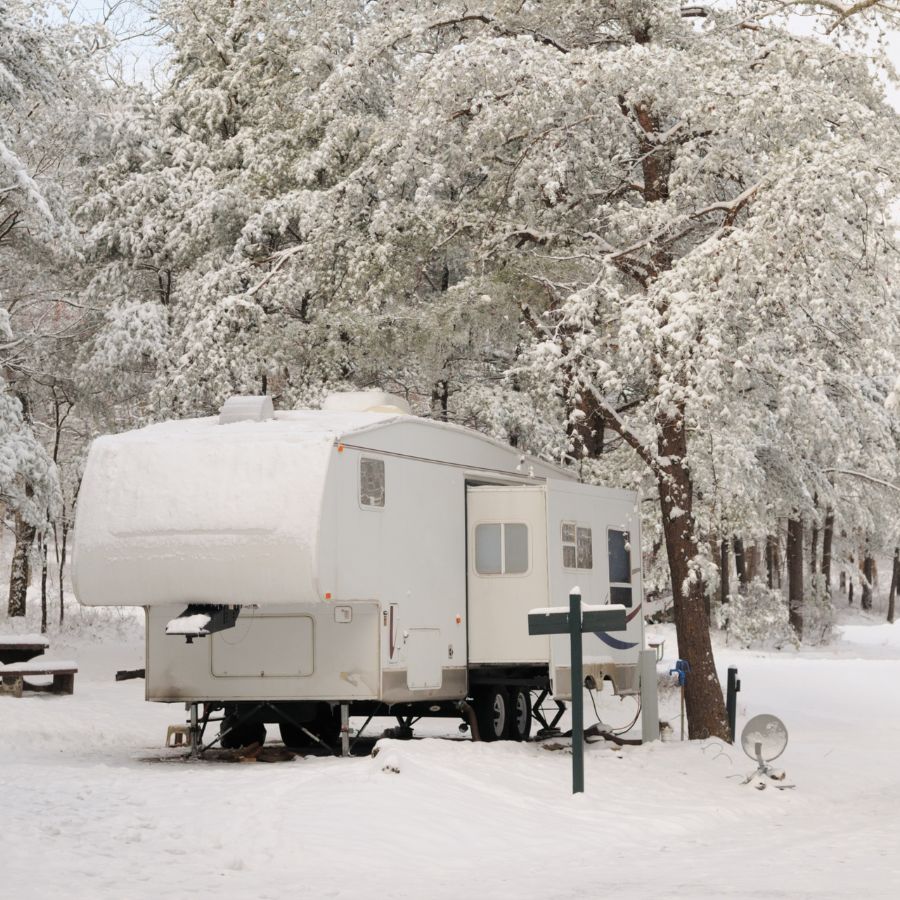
[[337, 444, 345, 453]]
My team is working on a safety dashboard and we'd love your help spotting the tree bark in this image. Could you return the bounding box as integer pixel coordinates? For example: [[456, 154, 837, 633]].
[[657, 413, 729, 740], [7, 511, 37, 617], [765, 535, 777, 589], [746, 543, 760, 583], [887, 548, 898, 625], [719, 538, 729, 604], [57, 514, 69, 626], [810, 523, 819, 576], [430, 378, 449, 422], [820, 507, 834, 597], [861, 548, 874, 611], [787, 518, 804, 638], [40, 534, 48, 634], [733, 537, 748, 587]]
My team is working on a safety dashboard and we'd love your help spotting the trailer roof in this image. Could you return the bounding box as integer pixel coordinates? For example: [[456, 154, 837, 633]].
[[107, 409, 404, 443], [108, 410, 570, 478]]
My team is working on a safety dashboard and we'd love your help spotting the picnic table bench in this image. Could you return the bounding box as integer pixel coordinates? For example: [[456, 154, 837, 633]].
[[0, 660, 78, 698], [0, 634, 49, 665]]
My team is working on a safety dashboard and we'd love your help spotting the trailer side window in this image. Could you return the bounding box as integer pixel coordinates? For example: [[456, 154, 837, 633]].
[[607, 528, 633, 607], [475, 523, 529, 575], [562, 522, 592, 570], [360, 457, 385, 508]]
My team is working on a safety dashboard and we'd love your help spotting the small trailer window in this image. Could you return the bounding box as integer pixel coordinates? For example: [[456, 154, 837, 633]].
[[607, 528, 633, 607], [475, 523, 529, 575], [562, 522, 592, 570], [360, 457, 385, 508]]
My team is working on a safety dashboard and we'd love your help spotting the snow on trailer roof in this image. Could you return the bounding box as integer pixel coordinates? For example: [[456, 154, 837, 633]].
[[107, 408, 406, 443], [109, 408, 571, 479]]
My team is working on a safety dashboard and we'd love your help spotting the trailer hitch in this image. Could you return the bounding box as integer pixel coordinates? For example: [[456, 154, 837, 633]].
[[165, 604, 241, 642]]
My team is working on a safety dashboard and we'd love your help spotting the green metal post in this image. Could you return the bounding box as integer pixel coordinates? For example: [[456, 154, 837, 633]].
[[569, 592, 584, 794]]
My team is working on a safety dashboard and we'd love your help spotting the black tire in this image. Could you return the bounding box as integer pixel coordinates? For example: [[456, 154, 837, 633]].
[[509, 687, 532, 742], [278, 721, 309, 749], [280, 704, 339, 750], [474, 686, 510, 742], [220, 718, 266, 750]]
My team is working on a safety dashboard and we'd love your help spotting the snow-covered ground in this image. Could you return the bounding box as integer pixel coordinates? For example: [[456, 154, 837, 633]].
[[1, 599, 899, 899]]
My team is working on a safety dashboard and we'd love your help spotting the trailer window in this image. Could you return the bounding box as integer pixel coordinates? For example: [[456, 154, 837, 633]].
[[562, 522, 592, 570], [607, 529, 633, 607], [475, 523, 529, 575], [360, 457, 385, 508]]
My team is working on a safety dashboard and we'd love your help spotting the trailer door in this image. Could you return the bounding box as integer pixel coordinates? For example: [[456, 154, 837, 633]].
[[466, 486, 549, 664]]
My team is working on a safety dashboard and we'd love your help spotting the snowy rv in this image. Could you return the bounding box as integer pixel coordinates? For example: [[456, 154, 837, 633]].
[[73, 392, 649, 751]]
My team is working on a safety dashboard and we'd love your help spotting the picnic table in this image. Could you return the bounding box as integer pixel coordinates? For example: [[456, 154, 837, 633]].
[[0, 635, 78, 697], [0, 660, 78, 697], [0, 634, 49, 665]]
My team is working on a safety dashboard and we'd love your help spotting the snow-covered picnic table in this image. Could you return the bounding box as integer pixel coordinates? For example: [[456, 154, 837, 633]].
[[0, 634, 50, 665], [0, 660, 78, 698]]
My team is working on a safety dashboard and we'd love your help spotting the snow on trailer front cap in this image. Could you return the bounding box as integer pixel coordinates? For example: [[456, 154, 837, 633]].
[[72, 411, 339, 609]]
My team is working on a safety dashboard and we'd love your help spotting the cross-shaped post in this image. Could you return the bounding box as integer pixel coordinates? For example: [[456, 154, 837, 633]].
[[528, 591, 627, 794]]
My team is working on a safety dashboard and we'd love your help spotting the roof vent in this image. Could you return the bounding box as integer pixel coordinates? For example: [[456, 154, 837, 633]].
[[218, 395, 275, 425], [322, 390, 411, 416]]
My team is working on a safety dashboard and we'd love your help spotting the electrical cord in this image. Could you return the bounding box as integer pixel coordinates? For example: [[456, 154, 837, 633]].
[[588, 688, 642, 736]]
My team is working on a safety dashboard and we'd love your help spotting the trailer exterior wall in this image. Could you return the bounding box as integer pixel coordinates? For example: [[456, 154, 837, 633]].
[[544, 482, 644, 697], [145, 602, 381, 702]]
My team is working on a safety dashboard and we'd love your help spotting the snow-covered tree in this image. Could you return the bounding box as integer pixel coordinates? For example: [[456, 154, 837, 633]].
[[1, 0, 103, 616], [80, 1, 900, 736]]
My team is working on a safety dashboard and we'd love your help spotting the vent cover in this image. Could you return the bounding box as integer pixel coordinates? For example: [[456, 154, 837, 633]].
[[218, 395, 275, 425]]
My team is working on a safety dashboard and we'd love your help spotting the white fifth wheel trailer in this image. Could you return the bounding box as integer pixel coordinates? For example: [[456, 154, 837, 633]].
[[74, 392, 654, 751]]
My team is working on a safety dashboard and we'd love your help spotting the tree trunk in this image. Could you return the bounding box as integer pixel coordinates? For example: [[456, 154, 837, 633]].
[[821, 508, 834, 597], [746, 543, 760, 583], [861, 549, 874, 611], [887, 548, 898, 625], [40, 534, 48, 634], [786, 518, 804, 638], [810, 523, 819, 576], [430, 379, 449, 422], [765, 535, 777, 589], [57, 514, 69, 626], [7, 512, 37, 617], [733, 537, 748, 587], [719, 539, 729, 604], [657, 415, 728, 740]]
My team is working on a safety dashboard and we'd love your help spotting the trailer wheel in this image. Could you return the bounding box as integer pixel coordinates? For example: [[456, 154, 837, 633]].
[[280, 704, 339, 751], [474, 686, 510, 742], [510, 688, 532, 742], [219, 719, 266, 750]]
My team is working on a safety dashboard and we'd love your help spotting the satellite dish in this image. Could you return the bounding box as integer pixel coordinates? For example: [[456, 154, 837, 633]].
[[741, 714, 788, 764]]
